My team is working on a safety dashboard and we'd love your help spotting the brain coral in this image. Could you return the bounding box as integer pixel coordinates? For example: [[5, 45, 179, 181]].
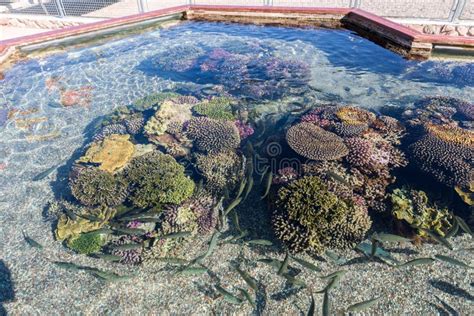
[[124, 151, 195, 208], [186, 117, 241, 153], [70, 167, 128, 207], [274, 176, 371, 253], [79, 134, 135, 173], [286, 122, 348, 160]]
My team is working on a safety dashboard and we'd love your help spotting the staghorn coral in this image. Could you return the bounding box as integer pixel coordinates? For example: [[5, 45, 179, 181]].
[[272, 212, 311, 253], [186, 117, 241, 153], [274, 176, 371, 253], [193, 97, 235, 120], [70, 167, 128, 207], [78, 134, 135, 173], [110, 235, 143, 265], [67, 233, 104, 254], [195, 150, 244, 193], [55, 205, 116, 241], [390, 188, 452, 237], [286, 122, 348, 160], [125, 151, 195, 208]]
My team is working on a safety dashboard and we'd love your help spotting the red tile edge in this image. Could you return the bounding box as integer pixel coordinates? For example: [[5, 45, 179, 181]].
[[1, 5, 474, 64]]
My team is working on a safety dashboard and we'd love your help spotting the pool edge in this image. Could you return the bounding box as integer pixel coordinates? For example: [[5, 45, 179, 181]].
[[1, 5, 474, 66]]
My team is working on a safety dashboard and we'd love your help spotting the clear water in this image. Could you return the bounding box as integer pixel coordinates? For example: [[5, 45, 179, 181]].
[[0, 21, 473, 314]]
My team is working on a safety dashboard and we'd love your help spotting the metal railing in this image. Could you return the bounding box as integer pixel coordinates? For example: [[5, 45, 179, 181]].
[[0, 0, 471, 22]]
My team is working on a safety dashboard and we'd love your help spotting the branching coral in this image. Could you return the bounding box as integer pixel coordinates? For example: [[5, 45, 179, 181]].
[[195, 150, 244, 193], [70, 167, 128, 207], [110, 235, 143, 265], [78, 134, 135, 173], [186, 117, 241, 153], [273, 176, 371, 253], [390, 188, 452, 237], [286, 122, 348, 160], [67, 233, 104, 254], [193, 97, 235, 120], [124, 151, 195, 208]]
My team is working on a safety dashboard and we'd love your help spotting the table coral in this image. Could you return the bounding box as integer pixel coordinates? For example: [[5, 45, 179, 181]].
[[79, 134, 135, 173]]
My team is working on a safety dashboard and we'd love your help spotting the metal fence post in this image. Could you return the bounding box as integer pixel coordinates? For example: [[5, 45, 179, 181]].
[[450, 0, 466, 22], [54, 0, 66, 17]]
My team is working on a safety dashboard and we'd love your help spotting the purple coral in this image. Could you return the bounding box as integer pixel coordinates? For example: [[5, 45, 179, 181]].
[[110, 236, 143, 265], [273, 167, 299, 184], [234, 120, 254, 139]]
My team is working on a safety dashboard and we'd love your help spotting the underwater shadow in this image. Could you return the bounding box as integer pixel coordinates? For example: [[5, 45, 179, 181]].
[[0, 260, 15, 315], [429, 279, 474, 302]]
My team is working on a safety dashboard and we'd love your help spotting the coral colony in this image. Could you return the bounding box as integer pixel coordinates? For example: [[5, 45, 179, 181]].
[[47, 90, 473, 265]]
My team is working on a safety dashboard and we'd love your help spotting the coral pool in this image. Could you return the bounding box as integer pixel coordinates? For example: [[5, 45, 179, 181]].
[[0, 21, 473, 314]]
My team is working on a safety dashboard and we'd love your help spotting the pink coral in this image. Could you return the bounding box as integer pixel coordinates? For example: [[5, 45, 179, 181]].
[[235, 120, 254, 139]]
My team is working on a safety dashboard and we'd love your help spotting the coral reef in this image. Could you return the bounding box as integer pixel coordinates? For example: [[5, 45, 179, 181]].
[[273, 176, 371, 253], [234, 120, 254, 139], [195, 150, 244, 193], [78, 134, 135, 173], [93, 123, 128, 142], [390, 188, 452, 237], [186, 117, 241, 153], [273, 167, 299, 185], [70, 167, 128, 207], [193, 97, 235, 120], [151, 46, 204, 72], [133, 92, 179, 111], [67, 233, 104, 254], [286, 122, 348, 160], [125, 151, 195, 208], [55, 205, 116, 241], [109, 235, 143, 265], [144, 99, 193, 139], [409, 127, 473, 189]]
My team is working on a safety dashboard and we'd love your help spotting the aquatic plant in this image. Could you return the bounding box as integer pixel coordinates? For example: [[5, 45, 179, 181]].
[[124, 151, 195, 208], [186, 117, 241, 153], [193, 97, 235, 120], [286, 122, 348, 160], [67, 233, 104, 255], [78, 134, 135, 173], [273, 176, 371, 253], [195, 150, 244, 193], [70, 167, 128, 207], [109, 235, 143, 265], [55, 206, 116, 241], [390, 188, 452, 237]]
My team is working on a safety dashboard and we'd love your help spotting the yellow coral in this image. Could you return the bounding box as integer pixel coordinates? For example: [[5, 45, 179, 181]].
[[144, 100, 193, 137], [55, 208, 116, 241], [425, 123, 474, 148], [336, 106, 376, 125], [79, 134, 135, 173]]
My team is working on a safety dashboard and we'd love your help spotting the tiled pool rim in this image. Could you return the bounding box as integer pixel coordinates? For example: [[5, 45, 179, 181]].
[[1, 4, 474, 65]]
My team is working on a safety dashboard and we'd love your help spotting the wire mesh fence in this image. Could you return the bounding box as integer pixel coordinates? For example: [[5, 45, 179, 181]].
[[0, 0, 472, 22]]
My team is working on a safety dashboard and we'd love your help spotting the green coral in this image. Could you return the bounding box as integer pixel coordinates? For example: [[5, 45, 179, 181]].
[[390, 188, 452, 237], [193, 97, 235, 120], [67, 233, 105, 254], [274, 176, 371, 253], [132, 92, 179, 111], [195, 150, 244, 193], [70, 167, 128, 207], [125, 151, 195, 208]]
